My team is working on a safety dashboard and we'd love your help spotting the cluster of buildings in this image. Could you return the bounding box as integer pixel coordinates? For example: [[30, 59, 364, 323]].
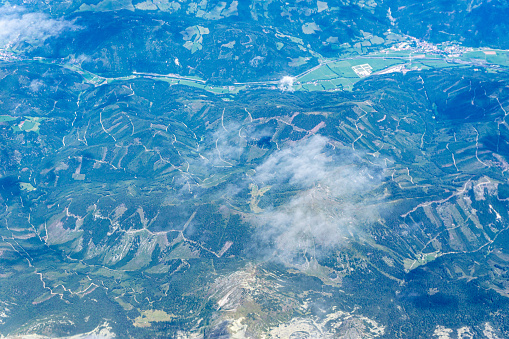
[[391, 38, 474, 57]]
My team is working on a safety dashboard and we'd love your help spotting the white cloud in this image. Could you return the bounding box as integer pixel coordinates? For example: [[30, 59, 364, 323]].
[[254, 135, 331, 187], [252, 135, 383, 261], [29, 79, 44, 92], [278, 76, 295, 92], [0, 5, 79, 48]]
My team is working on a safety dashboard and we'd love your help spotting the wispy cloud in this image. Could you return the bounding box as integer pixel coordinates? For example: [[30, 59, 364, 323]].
[[174, 125, 385, 263], [251, 135, 384, 261], [194, 121, 273, 170], [0, 5, 78, 48]]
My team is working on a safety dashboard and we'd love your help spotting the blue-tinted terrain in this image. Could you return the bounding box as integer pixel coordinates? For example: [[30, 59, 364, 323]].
[[1, 0, 509, 338]]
